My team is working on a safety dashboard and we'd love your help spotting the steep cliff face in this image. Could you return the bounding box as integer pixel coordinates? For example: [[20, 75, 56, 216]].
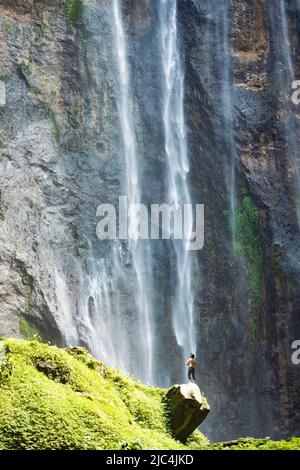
[[0, 0, 299, 442], [0, 0, 120, 347], [0, 0, 70, 342], [180, 0, 300, 440]]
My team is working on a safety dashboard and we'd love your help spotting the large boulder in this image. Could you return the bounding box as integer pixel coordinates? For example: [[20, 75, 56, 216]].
[[166, 383, 210, 442]]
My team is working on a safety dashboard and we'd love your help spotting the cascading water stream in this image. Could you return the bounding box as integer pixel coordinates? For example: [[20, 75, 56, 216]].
[[55, 0, 197, 386], [68, 0, 155, 384], [159, 0, 197, 365], [89, 0, 197, 384], [93, 0, 153, 383], [112, 0, 138, 205], [280, 0, 294, 79], [217, 1, 236, 240]]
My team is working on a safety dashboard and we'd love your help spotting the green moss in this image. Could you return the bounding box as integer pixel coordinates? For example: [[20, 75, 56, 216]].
[[199, 437, 300, 450], [19, 317, 41, 342], [38, 24, 46, 36], [233, 196, 263, 341], [64, 0, 83, 31], [19, 63, 31, 83], [34, 4, 46, 35], [29, 85, 41, 96], [0, 339, 207, 450], [21, 273, 34, 316], [2, 19, 10, 31], [1, 19, 19, 38], [0, 339, 298, 450]]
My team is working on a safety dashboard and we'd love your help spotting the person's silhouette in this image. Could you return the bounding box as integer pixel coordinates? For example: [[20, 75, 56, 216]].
[[186, 354, 196, 382]]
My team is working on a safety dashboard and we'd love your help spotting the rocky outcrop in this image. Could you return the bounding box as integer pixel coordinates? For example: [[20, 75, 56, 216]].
[[166, 383, 210, 443]]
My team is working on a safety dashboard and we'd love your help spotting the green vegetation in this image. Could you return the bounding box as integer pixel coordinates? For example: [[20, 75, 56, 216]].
[[41, 103, 61, 143], [233, 195, 263, 340], [2, 19, 10, 31], [203, 437, 300, 450], [34, 4, 46, 35], [2, 19, 19, 39], [38, 23, 46, 36], [0, 75, 9, 83], [0, 339, 298, 450], [64, 0, 83, 30], [0, 339, 207, 450], [29, 85, 41, 96], [20, 63, 31, 82], [19, 317, 41, 342]]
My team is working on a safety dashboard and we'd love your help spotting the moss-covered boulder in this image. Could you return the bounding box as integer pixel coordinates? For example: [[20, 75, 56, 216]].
[[0, 339, 208, 450], [166, 383, 210, 442]]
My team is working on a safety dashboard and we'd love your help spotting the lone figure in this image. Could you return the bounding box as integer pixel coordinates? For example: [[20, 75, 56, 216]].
[[186, 354, 196, 382]]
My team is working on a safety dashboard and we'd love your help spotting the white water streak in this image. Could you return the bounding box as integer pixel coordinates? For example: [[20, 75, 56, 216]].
[[218, 1, 236, 239], [159, 0, 197, 359], [54, 268, 78, 345], [111, 0, 154, 383]]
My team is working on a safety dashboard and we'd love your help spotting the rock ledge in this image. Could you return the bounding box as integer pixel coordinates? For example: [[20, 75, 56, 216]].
[[166, 383, 210, 442]]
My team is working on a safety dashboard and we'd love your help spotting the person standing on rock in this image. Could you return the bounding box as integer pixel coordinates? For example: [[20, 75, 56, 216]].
[[186, 354, 196, 382]]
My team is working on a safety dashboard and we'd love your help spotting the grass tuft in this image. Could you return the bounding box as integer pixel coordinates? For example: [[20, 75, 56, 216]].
[[64, 0, 83, 31], [233, 195, 263, 341]]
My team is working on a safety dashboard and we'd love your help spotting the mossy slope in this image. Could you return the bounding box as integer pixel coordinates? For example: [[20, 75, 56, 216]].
[[0, 339, 299, 450], [0, 339, 207, 450], [205, 437, 300, 450]]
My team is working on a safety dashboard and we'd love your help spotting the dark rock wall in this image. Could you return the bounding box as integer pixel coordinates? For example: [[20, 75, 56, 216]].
[[181, 0, 300, 440]]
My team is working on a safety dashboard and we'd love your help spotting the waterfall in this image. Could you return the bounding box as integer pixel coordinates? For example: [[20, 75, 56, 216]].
[[65, 0, 156, 384], [276, 0, 300, 226], [108, 0, 154, 383], [159, 0, 197, 363], [112, 0, 138, 206], [279, 0, 294, 79], [82, 253, 130, 374], [89, 0, 198, 383], [54, 0, 198, 386], [217, 1, 236, 239]]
